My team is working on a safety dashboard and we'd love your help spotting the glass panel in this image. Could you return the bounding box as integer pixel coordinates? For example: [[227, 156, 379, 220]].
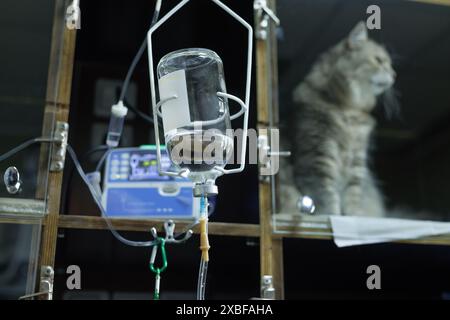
[[0, 221, 42, 299], [0, 0, 56, 211], [273, 0, 450, 235], [0, 0, 60, 298]]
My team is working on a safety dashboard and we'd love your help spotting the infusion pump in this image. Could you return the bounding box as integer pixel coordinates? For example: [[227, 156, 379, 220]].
[[102, 146, 199, 219]]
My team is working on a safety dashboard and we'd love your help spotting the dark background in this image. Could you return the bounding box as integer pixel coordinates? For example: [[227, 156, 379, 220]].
[[0, 0, 449, 300]]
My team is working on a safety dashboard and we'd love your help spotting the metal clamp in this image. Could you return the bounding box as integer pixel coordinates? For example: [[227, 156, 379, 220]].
[[149, 238, 168, 274], [254, 0, 280, 40], [258, 133, 290, 178], [50, 121, 69, 172], [19, 265, 54, 300], [39, 265, 54, 300], [261, 275, 276, 299], [193, 180, 218, 197], [151, 220, 193, 244]]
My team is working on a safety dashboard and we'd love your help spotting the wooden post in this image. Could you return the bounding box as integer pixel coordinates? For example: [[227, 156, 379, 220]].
[[255, 14, 274, 293], [38, 0, 77, 271], [256, 0, 284, 299], [268, 0, 284, 299]]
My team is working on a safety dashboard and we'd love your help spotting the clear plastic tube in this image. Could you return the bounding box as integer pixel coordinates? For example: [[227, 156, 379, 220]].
[[67, 145, 199, 246], [197, 259, 208, 300], [197, 195, 209, 300], [107, 0, 163, 146], [119, 0, 162, 102], [95, 148, 111, 172], [67, 145, 157, 247], [0, 138, 197, 247], [0, 138, 154, 246], [0, 138, 57, 162], [106, 102, 128, 147]]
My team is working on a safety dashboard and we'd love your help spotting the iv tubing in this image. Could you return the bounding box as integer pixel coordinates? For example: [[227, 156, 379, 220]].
[[197, 195, 209, 300], [68, 144, 197, 246], [67, 145, 157, 247], [0, 137, 198, 247], [118, 0, 162, 103], [0, 138, 56, 162]]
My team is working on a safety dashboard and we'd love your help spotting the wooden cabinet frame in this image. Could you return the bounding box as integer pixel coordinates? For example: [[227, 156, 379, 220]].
[[2, 0, 450, 300], [256, 0, 450, 300]]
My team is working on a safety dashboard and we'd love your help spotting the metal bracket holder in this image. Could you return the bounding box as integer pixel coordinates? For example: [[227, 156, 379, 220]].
[[261, 275, 276, 299], [254, 0, 280, 40], [18, 265, 54, 300], [50, 121, 69, 172], [151, 220, 193, 244], [258, 133, 290, 179]]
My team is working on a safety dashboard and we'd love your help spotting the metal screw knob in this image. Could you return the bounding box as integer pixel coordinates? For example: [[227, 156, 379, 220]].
[[297, 196, 315, 215], [4, 166, 22, 194]]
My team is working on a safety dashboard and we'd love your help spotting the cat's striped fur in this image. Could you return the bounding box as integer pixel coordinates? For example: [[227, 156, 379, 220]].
[[284, 22, 396, 216]]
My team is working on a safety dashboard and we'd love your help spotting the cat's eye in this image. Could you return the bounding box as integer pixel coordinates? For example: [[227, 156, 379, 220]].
[[375, 56, 384, 64]]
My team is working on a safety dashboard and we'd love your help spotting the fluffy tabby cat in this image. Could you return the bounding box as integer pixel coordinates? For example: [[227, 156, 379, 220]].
[[282, 21, 396, 217]]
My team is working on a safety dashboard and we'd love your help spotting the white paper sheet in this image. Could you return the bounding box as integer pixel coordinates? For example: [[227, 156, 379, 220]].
[[330, 216, 450, 247]]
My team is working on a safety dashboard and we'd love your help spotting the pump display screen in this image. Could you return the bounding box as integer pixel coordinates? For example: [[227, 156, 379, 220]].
[[107, 149, 173, 182], [129, 152, 171, 181]]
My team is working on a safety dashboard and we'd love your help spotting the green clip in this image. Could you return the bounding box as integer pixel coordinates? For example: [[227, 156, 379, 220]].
[[149, 237, 167, 274], [149, 237, 167, 300]]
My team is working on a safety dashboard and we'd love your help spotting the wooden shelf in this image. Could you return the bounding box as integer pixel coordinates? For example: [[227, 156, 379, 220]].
[[272, 214, 450, 246], [57, 215, 260, 238], [2, 211, 449, 245], [272, 230, 450, 246]]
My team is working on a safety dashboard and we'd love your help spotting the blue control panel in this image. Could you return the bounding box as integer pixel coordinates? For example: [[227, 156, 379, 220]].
[[102, 146, 198, 219]]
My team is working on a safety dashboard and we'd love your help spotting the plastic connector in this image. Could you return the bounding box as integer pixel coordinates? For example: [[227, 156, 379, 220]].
[[106, 101, 128, 147], [199, 217, 210, 262], [86, 171, 102, 200]]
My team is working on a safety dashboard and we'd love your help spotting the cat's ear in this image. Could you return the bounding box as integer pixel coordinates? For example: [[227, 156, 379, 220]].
[[347, 21, 368, 48]]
